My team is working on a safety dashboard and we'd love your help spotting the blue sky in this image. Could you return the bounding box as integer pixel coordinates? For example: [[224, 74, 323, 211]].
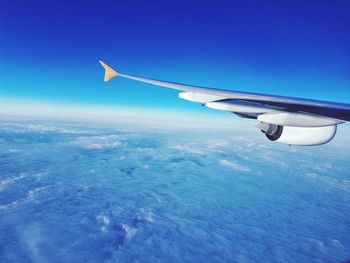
[[0, 0, 349, 112]]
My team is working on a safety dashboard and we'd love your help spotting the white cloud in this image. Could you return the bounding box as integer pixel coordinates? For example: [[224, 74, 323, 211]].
[[0, 174, 25, 191], [122, 224, 137, 241], [169, 144, 205, 155], [70, 135, 122, 150], [219, 159, 250, 172], [21, 224, 47, 263], [136, 209, 155, 224], [96, 214, 111, 233]]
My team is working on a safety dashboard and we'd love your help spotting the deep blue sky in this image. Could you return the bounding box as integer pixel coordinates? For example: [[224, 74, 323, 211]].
[[0, 0, 349, 111]]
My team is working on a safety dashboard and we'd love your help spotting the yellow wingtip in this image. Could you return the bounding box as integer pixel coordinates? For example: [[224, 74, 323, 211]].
[[99, 60, 118, 82]]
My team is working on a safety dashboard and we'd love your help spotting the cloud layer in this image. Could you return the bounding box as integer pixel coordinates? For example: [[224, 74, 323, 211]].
[[0, 118, 349, 262]]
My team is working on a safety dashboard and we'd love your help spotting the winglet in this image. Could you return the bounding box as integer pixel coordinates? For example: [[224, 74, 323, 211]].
[[99, 60, 118, 82]]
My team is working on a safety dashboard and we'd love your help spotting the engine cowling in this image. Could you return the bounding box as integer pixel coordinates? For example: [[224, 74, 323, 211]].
[[260, 123, 337, 146]]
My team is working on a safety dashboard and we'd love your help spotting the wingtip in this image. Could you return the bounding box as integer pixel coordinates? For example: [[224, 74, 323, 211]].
[[99, 60, 118, 82]]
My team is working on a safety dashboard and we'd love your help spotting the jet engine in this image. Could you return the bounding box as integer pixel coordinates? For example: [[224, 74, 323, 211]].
[[259, 123, 337, 146]]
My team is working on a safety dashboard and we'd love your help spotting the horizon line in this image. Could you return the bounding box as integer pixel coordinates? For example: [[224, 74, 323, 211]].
[[0, 97, 252, 131]]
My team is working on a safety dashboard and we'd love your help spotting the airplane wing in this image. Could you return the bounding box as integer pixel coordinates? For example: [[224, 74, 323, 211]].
[[99, 60, 350, 146]]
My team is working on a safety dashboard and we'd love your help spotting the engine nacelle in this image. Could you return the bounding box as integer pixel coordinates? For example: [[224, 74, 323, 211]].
[[260, 123, 337, 146]]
